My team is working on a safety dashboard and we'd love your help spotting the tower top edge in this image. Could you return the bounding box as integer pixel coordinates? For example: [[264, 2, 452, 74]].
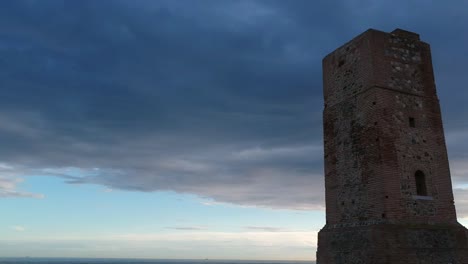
[[322, 28, 421, 61], [390, 28, 420, 40]]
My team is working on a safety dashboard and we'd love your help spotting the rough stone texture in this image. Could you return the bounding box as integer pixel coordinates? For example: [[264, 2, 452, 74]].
[[317, 29, 468, 263]]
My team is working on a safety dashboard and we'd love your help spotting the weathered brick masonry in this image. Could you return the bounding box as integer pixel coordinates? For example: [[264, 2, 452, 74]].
[[316, 29, 468, 263]]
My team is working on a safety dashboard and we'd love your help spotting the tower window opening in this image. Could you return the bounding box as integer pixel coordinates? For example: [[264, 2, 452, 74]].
[[415, 170, 427, 196], [409, 117, 415, 127]]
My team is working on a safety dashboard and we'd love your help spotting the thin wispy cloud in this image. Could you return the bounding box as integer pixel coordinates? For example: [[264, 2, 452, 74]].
[[165, 226, 206, 231], [244, 226, 289, 232], [10, 226, 26, 232]]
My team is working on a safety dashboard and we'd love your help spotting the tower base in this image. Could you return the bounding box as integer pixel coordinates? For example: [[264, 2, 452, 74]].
[[316, 223, 468, 263]]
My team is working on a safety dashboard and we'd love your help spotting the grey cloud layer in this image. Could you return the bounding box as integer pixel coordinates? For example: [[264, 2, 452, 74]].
[[0, 0, 467, 210]]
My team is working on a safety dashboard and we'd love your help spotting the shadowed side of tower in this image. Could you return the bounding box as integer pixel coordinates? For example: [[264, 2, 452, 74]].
[[316, 29, 468, 263]]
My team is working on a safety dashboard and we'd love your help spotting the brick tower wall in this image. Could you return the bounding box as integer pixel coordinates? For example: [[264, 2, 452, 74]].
[[322, 29, 457, 225], [317, 28, 468, 263]]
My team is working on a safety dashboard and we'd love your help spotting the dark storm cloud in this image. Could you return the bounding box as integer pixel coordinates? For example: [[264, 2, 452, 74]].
[[0, 0, 467, 210]]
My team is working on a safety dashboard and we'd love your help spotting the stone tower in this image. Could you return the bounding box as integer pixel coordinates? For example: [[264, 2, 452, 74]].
[[316, 29, 468, 263]]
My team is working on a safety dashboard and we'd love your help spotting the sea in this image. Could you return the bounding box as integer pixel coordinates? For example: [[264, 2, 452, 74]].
[[0, 259, 315, 264]]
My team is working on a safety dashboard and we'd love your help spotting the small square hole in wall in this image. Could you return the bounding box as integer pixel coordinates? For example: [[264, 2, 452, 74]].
[[409, 117, 415, 127]]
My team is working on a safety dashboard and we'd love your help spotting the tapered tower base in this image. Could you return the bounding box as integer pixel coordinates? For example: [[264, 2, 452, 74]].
[[317, 223, 468, 263]]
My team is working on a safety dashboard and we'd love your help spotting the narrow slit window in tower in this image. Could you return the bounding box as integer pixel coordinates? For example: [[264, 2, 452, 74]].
[[415, 170, 427, 196], [409, 117, 416, 127]]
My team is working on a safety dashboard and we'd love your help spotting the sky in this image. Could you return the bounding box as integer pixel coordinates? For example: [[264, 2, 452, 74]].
[[0, 0, 467, 261]]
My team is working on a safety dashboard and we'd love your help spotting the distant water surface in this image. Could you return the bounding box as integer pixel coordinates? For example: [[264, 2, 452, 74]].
[[0, 259, 315, 264]]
